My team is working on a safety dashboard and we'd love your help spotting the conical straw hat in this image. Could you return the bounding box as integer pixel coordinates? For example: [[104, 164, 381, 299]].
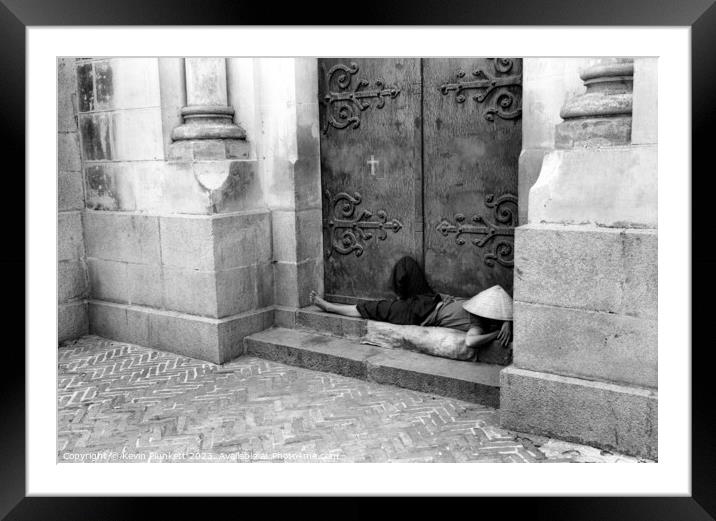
[[462, 285, 513, 321]]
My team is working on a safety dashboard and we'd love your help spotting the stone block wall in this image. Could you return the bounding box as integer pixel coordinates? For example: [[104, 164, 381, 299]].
[[518, 58, 600, 224], [502, 58, 658, 460], [58, 57, 323, 363], [254, 58, 324, 310], [58, 58, 89, 342]]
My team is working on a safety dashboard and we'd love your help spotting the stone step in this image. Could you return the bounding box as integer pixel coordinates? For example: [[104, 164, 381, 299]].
[[244, 327, 501, 407], [278, 305, 512, 366]]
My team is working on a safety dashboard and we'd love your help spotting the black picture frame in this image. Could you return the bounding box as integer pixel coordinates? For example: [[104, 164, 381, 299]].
[[6, 0, 712, 518]]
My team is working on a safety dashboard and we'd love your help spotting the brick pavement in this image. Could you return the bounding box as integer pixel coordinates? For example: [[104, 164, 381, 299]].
[[58, 336, 649, 463]]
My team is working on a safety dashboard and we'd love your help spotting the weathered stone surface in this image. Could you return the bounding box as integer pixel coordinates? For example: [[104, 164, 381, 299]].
[[85, 211, 160, 264], [79, 113, 113, 160], [84, 163, 137, 212], [185, 58, 228, 106], [156, 162, 212, 214], [58, 132, 82, 172], [271, 211, 298, 263], [513, 301, 657, 388], [555, 116, 632, 148], [295, 306, 367, 339], [273, 306, 297, 329], [126, 263, 163, 308], [88, 258, 128, 303], [296, 257, 324, 308], [88, 260, 162, 309], [245, 327, 375, 379], [167, 139, 251, 161], [58, 301, 88, 343], [88, 300, 273, 364], [273, 262, 299, 308], [500, 366, 657, 459], [244, 327, 501, 406], [58, 170, 84, 211], [270, 207, 322, 267], [162, 267, 218, 317], [58, 212, 85, 261], [215, 265, 257, 318], [631, 58, 658, 146], [158, 216, 214, 270], [209, 160, 264, 213], [58, 260, 88, 303], [256, 262, 274, 310], [528, 146, 657, 228], [112, 108, 164, 161], [218, 307, 274, 362], [514, 225, 657, 319], [148, 308, 222, 363], [522, 58, 595, 150], [90, 58, 161, 111], [57, 58, 78, 132], [295, 208, 323, 262], [89, 300, 150, 348], [518, 148, 547, 226], [296, 306, 343, 337], [212, 211, 272, 270], [366, 349, 500, 408]]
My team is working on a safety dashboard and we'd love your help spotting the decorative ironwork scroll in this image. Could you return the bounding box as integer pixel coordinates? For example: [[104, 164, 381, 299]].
[[324, 190, 403, 257], [435, 193, 518, 267], [321, 62, 401, 134], [439, 58, 522, 121]]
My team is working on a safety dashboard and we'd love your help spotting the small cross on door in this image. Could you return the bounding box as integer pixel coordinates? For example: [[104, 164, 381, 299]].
[[367, 155, 379, 176]]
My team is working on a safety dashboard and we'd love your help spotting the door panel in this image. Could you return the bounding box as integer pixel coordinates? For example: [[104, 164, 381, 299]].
[[422, 58, 521, 297], [319, 58, 422, 301], [318, 57, 521, 302]]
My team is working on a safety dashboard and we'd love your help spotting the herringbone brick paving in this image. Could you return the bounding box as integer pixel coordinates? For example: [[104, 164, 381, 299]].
[[58, 336, 647, 463]]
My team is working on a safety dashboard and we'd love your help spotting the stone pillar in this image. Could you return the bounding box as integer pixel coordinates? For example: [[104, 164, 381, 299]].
[[170, 58, 248, 160], [501, 58, 658, 459], [82, 57, 271, 364]]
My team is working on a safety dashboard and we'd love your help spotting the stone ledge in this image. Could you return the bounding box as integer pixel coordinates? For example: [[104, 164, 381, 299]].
[[500, 366, 657, 459], [244, 327, 501, 406]]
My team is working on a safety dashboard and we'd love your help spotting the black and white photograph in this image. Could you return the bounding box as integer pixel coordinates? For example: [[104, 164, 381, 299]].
[[5, 7, 705, 513], [55, 55, 657, 465]]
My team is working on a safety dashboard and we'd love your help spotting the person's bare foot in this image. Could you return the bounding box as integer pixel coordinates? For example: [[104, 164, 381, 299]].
[[309, 290, 327, 311]]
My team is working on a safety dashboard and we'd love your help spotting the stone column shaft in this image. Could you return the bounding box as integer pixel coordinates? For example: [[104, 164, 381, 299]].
[[172, 58, 246, 142]]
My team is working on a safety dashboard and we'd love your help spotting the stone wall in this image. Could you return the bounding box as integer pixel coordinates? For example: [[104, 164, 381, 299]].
[[518, 58, 599, 224], [58, 58, 89, 342], [58, 57, 323, 363], [502, 58, 658, 460]]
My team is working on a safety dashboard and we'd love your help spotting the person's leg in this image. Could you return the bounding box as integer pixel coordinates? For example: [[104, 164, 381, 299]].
[[309, 290, 362, 318]]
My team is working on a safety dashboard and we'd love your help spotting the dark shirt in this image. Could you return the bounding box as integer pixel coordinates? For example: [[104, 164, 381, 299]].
[[356, 293, 442, 326]]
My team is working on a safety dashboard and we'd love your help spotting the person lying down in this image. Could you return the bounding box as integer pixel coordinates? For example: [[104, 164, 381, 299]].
[[309, 255, 512, 350]]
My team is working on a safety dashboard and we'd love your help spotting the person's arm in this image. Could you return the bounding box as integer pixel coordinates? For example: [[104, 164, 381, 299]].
[[465, 326, 500, 349]]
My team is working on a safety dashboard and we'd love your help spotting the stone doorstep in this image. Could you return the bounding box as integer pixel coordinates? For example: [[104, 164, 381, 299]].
[[291, 305, 512, 366], [243, 327, 501, 408]]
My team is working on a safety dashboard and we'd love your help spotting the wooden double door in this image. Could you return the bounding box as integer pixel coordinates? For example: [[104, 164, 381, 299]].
[[319, 58, 522, 302]]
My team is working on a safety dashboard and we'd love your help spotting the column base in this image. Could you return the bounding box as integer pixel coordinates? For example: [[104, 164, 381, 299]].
[[500, 366, 657, 460], [88, 300, 274, 364]]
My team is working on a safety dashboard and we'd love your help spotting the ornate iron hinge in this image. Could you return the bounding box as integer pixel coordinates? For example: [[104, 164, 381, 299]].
[[321, 62, 401, 134], [439, 58, 522, 121], [324, 190, 403, 257], [435, 193, 518, 267]]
